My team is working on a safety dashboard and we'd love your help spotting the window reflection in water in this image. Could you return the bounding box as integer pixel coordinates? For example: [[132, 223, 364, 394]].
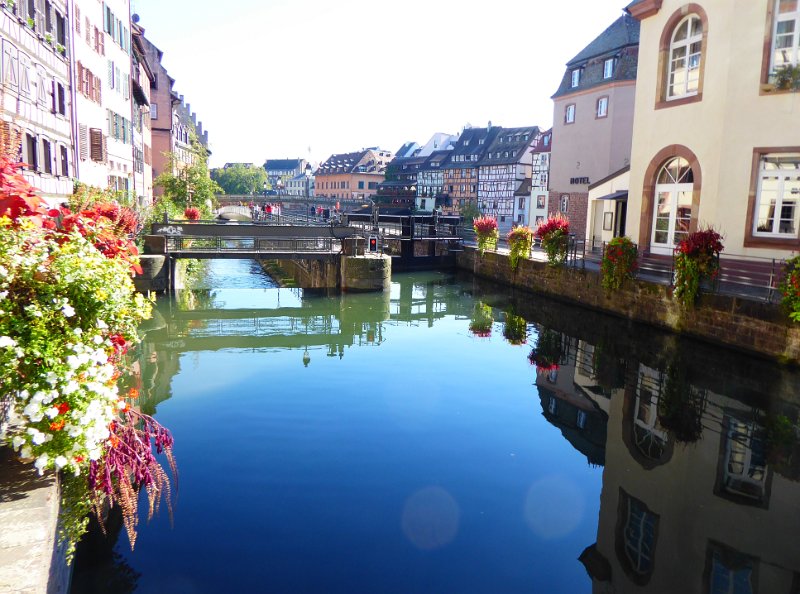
[[633, 368, 670, 461]]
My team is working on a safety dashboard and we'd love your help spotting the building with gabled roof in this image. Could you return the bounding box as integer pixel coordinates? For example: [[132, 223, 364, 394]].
[[417, 150, 453, 212], [442, 125, 502, 215], [529, 129, 553, 227], [315, 148, 392, 203], [478, 125, 539, 232], [550, 13, 639, 240]]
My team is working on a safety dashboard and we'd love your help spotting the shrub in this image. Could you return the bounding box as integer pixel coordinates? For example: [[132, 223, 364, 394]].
[[535, 214, 570, 266], [473, 216, 498, 257], [507, 225, 533, 271], [601, 236, 638, 291], [673, 227, 724, 307]]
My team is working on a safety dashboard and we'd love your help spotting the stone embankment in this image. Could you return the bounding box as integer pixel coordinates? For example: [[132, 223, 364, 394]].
[[457, 247, 800, 365]]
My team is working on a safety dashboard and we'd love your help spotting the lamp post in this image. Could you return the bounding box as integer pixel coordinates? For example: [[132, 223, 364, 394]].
[[304, 163, 312, 223]]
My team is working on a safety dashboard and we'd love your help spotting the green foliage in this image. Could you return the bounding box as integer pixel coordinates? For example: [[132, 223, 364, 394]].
[[154, 132, 221, 214], [211, 163, 267, 196], [469, 302, 493, 337], [459, 200, 480, 226], [473, 216, 498, 257], [780, 255, 800, 322], [502, 307, 527, 345], [657, 359, 706, 444], [58, 472, 91, 563], [507, 225, 533, 271], [535, 214, 570, 267], [601, 236, 638, 291]]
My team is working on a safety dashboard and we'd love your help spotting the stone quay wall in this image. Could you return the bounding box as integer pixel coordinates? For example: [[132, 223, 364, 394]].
[[456, 247, 800, 365]]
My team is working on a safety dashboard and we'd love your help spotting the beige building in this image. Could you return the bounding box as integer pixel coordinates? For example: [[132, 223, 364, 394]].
[[550, 15, 639, 240], [625, 0, 800, 258]]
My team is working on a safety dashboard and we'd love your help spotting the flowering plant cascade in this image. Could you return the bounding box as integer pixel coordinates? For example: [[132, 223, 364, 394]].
[[673, 227, 723, 307], [469, 302, 494, 337], [528, 327, 562, 372], [507, 225, 533, 271], [535, 214, 570, 266], [473, 216, 498, 256], [502, 308, 527, 345], [601, 236, 639, 291], [780, 255, 800, 322], [0, 150, 174, 558]]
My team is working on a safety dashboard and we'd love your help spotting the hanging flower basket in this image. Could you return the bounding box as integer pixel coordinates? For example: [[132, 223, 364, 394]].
[[184, 207, 201, 221], [469, 302, 494, 337], [507, 225, 533, 271], [601, 236, 638, 291], [528, 327, 563, 372], [473, 216, 498, 257], [535, 214, 570, 266], [673, 227, 723, 307]]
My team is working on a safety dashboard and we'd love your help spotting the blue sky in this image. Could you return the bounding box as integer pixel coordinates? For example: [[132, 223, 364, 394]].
[[132, 0, 630, 167]]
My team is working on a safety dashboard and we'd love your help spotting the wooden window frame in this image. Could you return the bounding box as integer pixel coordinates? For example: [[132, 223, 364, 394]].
[[596, 95, 609, 119], [654, 4, 708, 110], [743, 146, 800, 249]]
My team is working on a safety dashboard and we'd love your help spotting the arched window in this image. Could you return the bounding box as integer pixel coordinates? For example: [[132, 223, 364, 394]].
[[651, 157, 694, 250], [667, 15, 703, 99]]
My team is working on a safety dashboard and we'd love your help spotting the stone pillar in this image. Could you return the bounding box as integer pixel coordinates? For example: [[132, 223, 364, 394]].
[[340, 254, 391, 292], [133, 255, 169, 293]]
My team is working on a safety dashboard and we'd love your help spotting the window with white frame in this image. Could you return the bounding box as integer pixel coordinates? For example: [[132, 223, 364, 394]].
[[753, 153, 800, 237], [603, 58, 614, 79], [597, 96, 609, 118], [560, 194, 569, 213], [565, 104, 575, 124], [571, 69, 580, 88], [771, 0, 800, 73], [667, 15, 703, 99]]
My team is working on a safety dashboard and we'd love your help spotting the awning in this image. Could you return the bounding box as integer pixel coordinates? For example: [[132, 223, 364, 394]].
[[595, 190, 628, 201]]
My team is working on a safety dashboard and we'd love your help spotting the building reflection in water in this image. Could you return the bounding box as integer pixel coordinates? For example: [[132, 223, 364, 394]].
[[527, 318, 800, 594]]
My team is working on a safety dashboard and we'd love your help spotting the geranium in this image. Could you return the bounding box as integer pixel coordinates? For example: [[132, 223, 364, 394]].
[[0, 140, 174, 559], [507, 225, 533, 271], [473, 216, 498, 257], [184, 206, 201, 220], [673, 227, 723, 306], [535, 214, 570, 266], [601, 236, 639, 291], [780, 255, 800, 322]]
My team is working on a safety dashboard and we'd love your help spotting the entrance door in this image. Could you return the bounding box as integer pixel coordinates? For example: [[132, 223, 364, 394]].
[[614, 200, 627, 238], [650, 157, 694, 254]]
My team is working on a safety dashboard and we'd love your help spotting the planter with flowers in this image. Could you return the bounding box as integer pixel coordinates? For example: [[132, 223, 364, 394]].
[[507, 225, 533, 271], [780, 255, 800, 322], [0, 147, 175, 559], [473, 215, 498, 257], [535, 214, 570, 267], [469, 302, 494, 337], [600, 236, 638, 291], [673, 227, 723, 307], [527, 327, 563, 372]]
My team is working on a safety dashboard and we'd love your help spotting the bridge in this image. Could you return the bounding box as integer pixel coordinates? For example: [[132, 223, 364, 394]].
[[139, 210, 465, 292]]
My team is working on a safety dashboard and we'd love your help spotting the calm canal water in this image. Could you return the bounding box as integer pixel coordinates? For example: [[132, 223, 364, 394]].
[[71, 259, 800, 594]]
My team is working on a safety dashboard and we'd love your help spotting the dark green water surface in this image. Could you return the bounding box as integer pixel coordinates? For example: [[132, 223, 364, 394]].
[[71, 259, 800, 594]]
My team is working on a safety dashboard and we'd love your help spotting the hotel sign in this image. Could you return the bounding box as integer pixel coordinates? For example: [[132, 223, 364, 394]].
[[570, 177, 590, 185]]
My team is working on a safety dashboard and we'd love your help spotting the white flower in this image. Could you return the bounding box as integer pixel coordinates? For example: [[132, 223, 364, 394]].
[[45, 406, 59, 419], [0, 336, 16, 348], [46, 372, 58, 386], [96, 319, 108, 330], [20, 446, 32, 459], [34, 454, 48, 475], [62, 304, 75, 317], [92, 335, 103, 345], [54, 456, 68, 469], [73, 328, 83, 336], [28, 428, 46, 445], [23, 403, 43, 422], [11, 435, 25, 450], [66, 355, 81, 370]]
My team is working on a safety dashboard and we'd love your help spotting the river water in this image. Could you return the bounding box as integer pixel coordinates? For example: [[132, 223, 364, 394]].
[[71, 258, 800, 594]]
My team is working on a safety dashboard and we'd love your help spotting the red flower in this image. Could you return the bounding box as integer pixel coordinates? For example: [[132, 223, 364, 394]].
[[49, 419, 66, 431], [56, 402, 70, 415]]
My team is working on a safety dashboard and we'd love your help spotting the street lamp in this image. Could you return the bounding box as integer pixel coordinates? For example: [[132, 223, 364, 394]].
[[304, 163, 312, 223]]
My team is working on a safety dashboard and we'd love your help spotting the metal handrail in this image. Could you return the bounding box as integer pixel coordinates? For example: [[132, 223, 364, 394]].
[[166, 236, 337, 253]]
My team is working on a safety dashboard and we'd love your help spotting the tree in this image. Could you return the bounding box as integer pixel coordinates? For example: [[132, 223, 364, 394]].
[[211, 163, 268, 196], [154, 132, 222, 217]]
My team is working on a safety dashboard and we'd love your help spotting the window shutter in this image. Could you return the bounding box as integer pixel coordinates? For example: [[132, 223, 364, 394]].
[[50, 79, 56, 113], [89, 128, 102, 161], [102, 135, 107, 161], [75, 5, 80, 34], [115, 66, 120, 93], [79, 124, 88, 160]]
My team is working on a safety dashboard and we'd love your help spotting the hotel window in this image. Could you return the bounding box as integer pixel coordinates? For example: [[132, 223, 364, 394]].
[[771, 0, 800, 74], [597, 96, 609, 118], [667, 15, 703, 99], [571, 69, 580, 88], [565, 104, 576, 124], [560, 195, 569, 213], [603, 58, 614, 79], [753, 153, 800, 237]]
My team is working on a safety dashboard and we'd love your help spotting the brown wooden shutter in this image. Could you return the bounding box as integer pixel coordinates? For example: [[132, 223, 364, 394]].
[[89, 127, 103, 161]]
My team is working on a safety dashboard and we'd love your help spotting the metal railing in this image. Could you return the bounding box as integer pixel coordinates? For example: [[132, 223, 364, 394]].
[[166, 236, 337, 254]]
